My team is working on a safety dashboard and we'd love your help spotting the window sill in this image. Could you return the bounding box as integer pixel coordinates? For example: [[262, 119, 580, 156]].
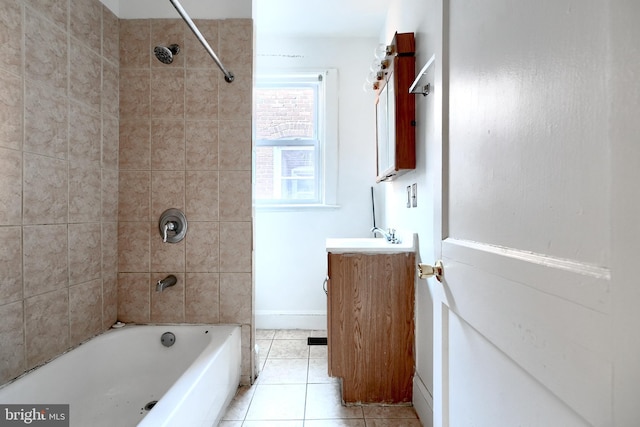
[[255, 204, 340, 212]]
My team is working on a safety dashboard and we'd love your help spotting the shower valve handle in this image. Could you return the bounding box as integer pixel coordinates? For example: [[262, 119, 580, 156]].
[[162, 222, 177, 243]]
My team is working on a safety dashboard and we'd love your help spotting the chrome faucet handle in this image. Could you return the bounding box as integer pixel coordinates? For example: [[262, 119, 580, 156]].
[[162, 221, 177, 243]]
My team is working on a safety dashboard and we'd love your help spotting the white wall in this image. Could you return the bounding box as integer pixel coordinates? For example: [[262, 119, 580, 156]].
[[376, 0, 443, 421], [254, 36, 380, 329], [99, 0, 251, 19]]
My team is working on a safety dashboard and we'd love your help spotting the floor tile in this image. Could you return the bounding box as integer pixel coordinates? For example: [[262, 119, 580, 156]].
[[217, 330, 423, 427], [245, 384, 307, 420], [363, 405, 418, 419], [269, 339, 310, 358], [243, 421, 303, 427], [274, 329, 312, 339], [304, 420, 366, 427], [256, 329, 276, 340], [309, 344, 328, 359], [221, 385, 256, 421], [305, 383, 364, 420], [258, 358, 308, 384], [307, 358, 337, 384], [364, 419, 423, 427]]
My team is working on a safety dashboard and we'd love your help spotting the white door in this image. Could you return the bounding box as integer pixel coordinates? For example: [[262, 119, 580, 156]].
[[429, 1, 640, 426]]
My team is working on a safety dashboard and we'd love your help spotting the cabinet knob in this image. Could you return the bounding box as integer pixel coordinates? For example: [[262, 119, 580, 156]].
[[418, 260, 444, 282]]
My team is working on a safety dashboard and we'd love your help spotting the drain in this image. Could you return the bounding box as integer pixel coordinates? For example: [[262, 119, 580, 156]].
[[161, 332, 175, 347], [144, 400, 158, 411]]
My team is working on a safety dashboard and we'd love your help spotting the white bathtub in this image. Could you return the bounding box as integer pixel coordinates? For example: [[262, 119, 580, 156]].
[[0, 324, 241, 427]]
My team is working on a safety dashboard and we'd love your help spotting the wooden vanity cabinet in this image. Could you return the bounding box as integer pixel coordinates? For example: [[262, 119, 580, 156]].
[[327, 251, 415, 404]]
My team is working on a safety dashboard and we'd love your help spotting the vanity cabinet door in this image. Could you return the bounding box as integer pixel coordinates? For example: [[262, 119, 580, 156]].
[[327, 252, 415, 404]]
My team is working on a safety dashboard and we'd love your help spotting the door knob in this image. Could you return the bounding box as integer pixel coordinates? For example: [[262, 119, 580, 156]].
[[418, 260, 444, 282]]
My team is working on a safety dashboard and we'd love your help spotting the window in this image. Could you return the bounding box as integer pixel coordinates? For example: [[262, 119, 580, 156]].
[[254, 71, 338, 207]]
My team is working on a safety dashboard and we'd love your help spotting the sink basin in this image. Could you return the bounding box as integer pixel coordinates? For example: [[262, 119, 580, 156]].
[[326, 234, 416, 253]]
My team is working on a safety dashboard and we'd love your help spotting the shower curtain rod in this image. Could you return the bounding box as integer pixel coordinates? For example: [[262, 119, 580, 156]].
[[169, 0, 235, 83]]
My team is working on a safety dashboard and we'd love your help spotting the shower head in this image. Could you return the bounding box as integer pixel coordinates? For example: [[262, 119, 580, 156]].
[[154, 44, 180, 64]]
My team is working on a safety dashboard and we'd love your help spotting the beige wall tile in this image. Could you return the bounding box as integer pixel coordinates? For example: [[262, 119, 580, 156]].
[[24, 9, 67, 90], [220, 222, 252, 273], [0, 148, 22, 225], [186, 170, 219, 221], [151, 119, 185, 170], [151, 272, 185, 323], [24, 81, 68, 159], [69, 223, 102, 286], [0, 70, 23, 151], [103, 58, 120, 118], [120, 68, 150, 118], [69, 101, 101, 165], [23, 225, 68, 298], [186, 20, 219, 69], [102, 115, 120, 169], [102, 168, 119, 222], [0, 227, 22, 304], [25, 289, 69, 368], [118, 170, 150, 221], [102, 222, 119, 274], [119, 19, 150, 69], [102, 5, 119, 64], [119, 118, 150, 170], [150, 69, 185, 118], [0, 0, 23, 76], [23, 0, 68, 30], [117, 273, 150, 323], [69, 164, 102, 223], [103, 273, 118, 328], [2, 0, 120, 386], [151, 170, 185, 220], [186, 222, 220, 272], [219, 20, 253, 69], [69, 41, 102, 111], [186, 69, 218, 120], [69, 278, 103, 345], [219, 120, 252, 171], [220, 170, 252, 221], [69, 0, 102, 54], [23, 154, 68, 224], [118, 222, 150, 272], [220, 272, 252, 324], [150, 231, 186, 273], [186, 120, 218, 170], [0, 301, 25, 384], [185, 273, 220, 323], [219, 73, 252, 121]]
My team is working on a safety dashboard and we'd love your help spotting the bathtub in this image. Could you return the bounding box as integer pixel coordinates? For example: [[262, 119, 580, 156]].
[[0, 324, 241, 427]]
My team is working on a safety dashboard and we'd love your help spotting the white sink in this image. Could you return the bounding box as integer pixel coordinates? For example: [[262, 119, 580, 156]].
[[326, 234, 416, 254]]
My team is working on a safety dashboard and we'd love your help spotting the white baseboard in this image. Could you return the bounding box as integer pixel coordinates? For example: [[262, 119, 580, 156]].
[[255, 310, 327, 330], [413, 374, 434, 427]]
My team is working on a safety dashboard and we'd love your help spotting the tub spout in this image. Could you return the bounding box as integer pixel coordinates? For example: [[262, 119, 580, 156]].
[[156, 275, 177, 292]]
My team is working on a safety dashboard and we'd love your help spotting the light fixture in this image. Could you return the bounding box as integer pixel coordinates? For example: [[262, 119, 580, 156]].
[[363, 43, 394, 92]]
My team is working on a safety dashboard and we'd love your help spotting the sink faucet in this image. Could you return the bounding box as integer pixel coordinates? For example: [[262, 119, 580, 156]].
[[370, 227, 401, 244], [156, 275, 177, 292]]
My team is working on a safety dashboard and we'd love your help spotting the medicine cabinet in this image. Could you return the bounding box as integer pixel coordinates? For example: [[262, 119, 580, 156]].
[[374, 32, 416, 182]]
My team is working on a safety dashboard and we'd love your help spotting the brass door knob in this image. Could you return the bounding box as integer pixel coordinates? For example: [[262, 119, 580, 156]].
[[418, 260, 444, 282]]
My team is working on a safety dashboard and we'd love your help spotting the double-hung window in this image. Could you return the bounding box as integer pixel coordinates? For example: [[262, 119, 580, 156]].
[[255, 70, 337, 207]]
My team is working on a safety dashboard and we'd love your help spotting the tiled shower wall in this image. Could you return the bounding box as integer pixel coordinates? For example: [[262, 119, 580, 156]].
[[117, 18, 254, 383], [0, 0, 120, 384]]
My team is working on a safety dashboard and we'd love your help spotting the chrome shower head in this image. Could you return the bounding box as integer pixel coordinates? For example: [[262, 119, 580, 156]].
[[154, 44, 180, 64]]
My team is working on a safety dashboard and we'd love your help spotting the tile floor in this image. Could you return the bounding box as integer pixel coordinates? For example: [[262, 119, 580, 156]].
[[218, 329, 423, 427]]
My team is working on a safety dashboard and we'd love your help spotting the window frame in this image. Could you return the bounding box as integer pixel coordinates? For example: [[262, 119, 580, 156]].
[[254, 70, 339, 209]]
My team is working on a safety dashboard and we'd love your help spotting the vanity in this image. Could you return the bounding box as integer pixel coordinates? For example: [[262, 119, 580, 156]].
[[325, 236, 416, 404]]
